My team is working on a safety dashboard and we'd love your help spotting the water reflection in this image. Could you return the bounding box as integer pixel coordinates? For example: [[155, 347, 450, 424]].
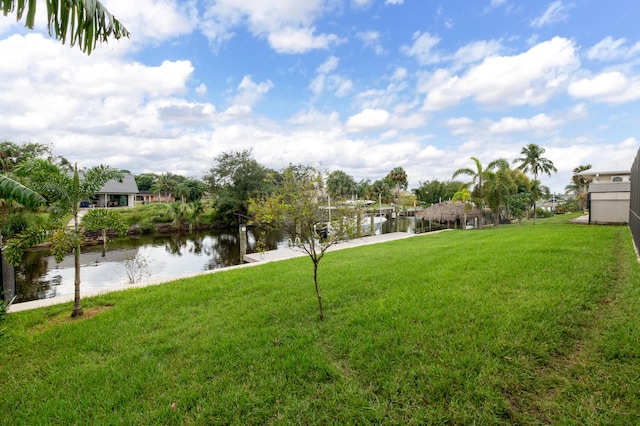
[[14, 228, 279, 303]]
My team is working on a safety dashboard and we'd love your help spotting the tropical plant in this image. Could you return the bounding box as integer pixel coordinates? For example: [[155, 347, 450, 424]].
[[1, 0, 129, 54], [249, 165, 357, 320], [451, 186, 472, 228], [81, 208, 128, 256], [513, 144, 557, 223], [565, 164, 591, 211], [7, 159, 123, 317], [483, 159, 517, 226], [385, 167, 408, 202]]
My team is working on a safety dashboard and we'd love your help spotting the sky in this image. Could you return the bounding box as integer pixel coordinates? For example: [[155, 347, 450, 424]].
[[1, 0, 640, 195]]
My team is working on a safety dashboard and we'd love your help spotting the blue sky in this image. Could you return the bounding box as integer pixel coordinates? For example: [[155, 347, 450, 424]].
[[1, 0, 639, 194]]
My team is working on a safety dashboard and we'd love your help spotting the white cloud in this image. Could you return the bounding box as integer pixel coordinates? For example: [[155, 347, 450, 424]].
[[231, 76, 274, 108], [195, 83, 207, 95], [105, 0, 198, 45], [357, 30, 386, 55], [345, 109, 390, 133], [586, 37, 640, 62], [452, 39, 503, 68], [402, 32, 441, 65], [488, 113, 563, 133], [531, 1, 571, 28], [310, 55, 353, 97], [385, 0, 404, 4], [352, 0, 375, 8], [317, 55, 339, 74], [200, 0, 339, 53], [568, 71, 640, 103], [267, 26, 342, 53], [423, 37, 579, 110]]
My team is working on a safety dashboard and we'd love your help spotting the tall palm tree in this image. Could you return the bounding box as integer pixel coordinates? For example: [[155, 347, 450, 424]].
[[1, 0, 129, 54], [513, 144, 557, 224]]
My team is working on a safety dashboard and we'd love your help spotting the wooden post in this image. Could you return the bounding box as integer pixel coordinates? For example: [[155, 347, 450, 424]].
[[239, 225, 247, 262]]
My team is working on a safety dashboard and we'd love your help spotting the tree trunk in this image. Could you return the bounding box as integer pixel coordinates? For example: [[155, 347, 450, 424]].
[[101, 229, 107, 257], [71, 211, 83, 317], [313, 261, 323, 320], [72, 243, 83, 317]]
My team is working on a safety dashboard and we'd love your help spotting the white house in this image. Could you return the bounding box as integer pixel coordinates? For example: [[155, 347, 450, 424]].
[[91, 173, 139, 208], [578, 169, 630, 224]]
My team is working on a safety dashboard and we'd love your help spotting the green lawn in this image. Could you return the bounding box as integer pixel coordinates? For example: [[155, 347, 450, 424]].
[[1, 217, 639, 424]]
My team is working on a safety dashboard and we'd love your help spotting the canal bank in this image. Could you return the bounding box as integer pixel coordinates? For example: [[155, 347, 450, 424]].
[[8, 230, 449, 313]]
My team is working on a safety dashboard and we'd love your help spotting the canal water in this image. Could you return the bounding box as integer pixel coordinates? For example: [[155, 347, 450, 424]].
[[12, 216, 423, 304]]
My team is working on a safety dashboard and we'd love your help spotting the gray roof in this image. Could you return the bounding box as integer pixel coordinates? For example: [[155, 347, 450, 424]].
[[98, 173, 139, 194]]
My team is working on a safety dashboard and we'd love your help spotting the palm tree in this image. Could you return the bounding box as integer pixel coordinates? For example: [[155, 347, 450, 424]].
[[385, 167, 408, 202], [483, 159, 517, 226], [8, 159, 123, 317], [452, 157, 506, 228], [513, 144, 557, 224], [1, 0, 129, 54], [565, 164, 591, 211], [0, 174, 46, 209], [451, 186, 472, 228]]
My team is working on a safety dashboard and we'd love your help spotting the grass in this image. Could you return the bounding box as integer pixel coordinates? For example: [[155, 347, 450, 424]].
[[1, 215, 639, 424]]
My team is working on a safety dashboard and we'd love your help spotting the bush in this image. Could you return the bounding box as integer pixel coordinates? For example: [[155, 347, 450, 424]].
[[532, 207, 554, 218]]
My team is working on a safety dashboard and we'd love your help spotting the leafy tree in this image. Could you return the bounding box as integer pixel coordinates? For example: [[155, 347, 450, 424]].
[[204, 149, 272, 225], [385, 167, 408, 201], [412, 180, 462, 206], [249, 165, 357, 320], [326, 170, 356, 200], [1, 0, 129, 54], [513, 144, 557, 224], [134, 173, 159, 192], [354, 179, 371, 199], [368, 179, 393, 203], [506, 192, 532, 224], [184, 178, 206, 202], [151, 173, 175, 203], [174, 181, 191, 205], [82, 209, 127, 256], [7, 159, 123, 317]]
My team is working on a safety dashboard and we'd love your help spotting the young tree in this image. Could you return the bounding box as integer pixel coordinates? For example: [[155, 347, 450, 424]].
[[249, 165, 356, 320], [1, 0, 129, 54], [7, 159, 123, 317], [513, 144, 557, 224]]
